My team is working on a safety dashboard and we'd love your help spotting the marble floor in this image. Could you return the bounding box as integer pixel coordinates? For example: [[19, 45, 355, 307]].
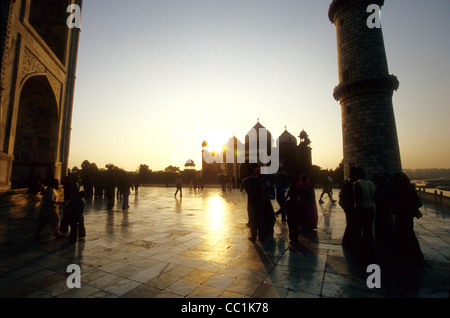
[[0, 186, 449, 299]]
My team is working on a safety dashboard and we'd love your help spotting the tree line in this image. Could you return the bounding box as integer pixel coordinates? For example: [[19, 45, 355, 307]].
[[69, 161, 184, 187], [70, 159, 344, 189]]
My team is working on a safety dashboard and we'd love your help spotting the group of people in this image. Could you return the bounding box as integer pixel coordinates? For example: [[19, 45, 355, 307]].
[[339, 167, 424, 260], [100, 170, 136, 209], [33, 177, 86, 244], [241, 167, 319, 244], [241, 165, 424, 262], [31, 166, 424, 262]]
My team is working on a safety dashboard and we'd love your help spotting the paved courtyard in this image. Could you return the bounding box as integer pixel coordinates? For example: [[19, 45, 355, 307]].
[[0, 186, 449, 299]]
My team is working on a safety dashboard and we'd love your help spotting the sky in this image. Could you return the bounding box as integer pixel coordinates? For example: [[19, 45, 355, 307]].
[[68, 0, 450, 172]]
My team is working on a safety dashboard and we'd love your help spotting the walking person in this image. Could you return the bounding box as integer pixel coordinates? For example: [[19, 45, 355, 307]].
[[33, 178, 65, 239], [390, 172, 424, 260], [319, 176, 336, 204], [275, 173, 288, 222], [174, 174, 183, 197]]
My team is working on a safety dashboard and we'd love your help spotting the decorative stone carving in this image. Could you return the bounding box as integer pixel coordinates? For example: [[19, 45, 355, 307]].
[[20, 48, 46, 81], [20, 48, 62, 105]]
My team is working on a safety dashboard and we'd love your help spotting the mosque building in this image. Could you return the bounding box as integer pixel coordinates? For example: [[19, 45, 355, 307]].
[[201, 121, 312, 186]]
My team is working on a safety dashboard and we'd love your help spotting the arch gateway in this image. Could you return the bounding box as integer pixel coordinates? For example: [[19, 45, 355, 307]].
[[1, 0, 402, 191], [1, 0, 82, 190]]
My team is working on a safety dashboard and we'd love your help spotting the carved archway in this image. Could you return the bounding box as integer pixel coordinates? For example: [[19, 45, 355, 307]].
[[11, 75, 59, 188]]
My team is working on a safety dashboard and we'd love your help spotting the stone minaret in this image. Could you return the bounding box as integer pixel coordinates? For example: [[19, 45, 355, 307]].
[[328, 0, 402, 179]]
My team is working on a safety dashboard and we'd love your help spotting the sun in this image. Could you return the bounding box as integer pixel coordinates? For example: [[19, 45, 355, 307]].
[[203, 130, 228, 153]]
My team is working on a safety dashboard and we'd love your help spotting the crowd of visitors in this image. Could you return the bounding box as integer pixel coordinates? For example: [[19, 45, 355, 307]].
[[30, 164, 424, 262], [240, 165, 423, 261], [339, 167, 424, 260]]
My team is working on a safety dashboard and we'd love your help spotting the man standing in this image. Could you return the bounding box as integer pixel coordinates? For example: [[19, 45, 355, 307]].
[[241, 167, 263, 241], [353, 167, 377, 249], [339, 168, 357, 249]]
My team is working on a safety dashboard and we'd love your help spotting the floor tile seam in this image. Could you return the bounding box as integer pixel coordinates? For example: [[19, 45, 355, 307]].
[[9, 266, 64, 286], [253, 245, 291, 297], [142, 272, 192, 292], [1, 259, 47, 275]]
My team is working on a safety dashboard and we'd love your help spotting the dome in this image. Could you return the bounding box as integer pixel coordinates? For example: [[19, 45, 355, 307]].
[[279, 129, 297, 144], [299, 129, 308, 140], [247, 121, 266, 135], [246, 120, 272, 141], [202, 140, 208, 148]]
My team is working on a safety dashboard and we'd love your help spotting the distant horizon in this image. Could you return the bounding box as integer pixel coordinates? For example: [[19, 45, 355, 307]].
[[68, 157, 450, 174]]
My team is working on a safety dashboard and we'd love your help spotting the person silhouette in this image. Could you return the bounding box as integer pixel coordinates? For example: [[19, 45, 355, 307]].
[[297, 174, 318, 231], [339, 168, 358, 249], [120, 173, 134, 209], [286, 174, 301, 246], [390, 172, 424, 260], [275, 173, 287, 222], [319, 176, 336, 204], [257, 171, 276, 240], [374, 173, 394, 244], [33, 178, 65, 239], [174, 174, 183, 197], [60, 189, 86, 243], [353, 167, 376, 249], [242, 167, 264, 241]]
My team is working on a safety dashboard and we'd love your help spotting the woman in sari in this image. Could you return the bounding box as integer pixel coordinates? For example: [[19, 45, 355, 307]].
[[297, 174, 318, 230]]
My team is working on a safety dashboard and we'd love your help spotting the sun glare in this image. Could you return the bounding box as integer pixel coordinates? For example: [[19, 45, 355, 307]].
[[207, 196, 225, 231], [204, 130, 228, 153]]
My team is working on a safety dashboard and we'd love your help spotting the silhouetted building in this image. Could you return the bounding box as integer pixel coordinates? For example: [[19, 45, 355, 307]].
[[201, 121, 312, 185], [0, 0, 83, 190], [277, 127, 313, 182], [329, 0, 402, 179]]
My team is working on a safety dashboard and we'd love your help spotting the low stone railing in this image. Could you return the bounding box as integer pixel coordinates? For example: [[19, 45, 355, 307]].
[[416, 187, 450, 208]]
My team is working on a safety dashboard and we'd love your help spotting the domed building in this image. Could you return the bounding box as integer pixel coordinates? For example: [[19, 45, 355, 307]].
[[201, 121, 312, 186], [184, 159, 196, 169], [244, 120, 273, 163], [278, 127, 300, 180]]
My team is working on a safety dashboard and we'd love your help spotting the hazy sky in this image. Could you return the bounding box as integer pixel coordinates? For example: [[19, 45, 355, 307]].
[[68, 0, 450, 172]]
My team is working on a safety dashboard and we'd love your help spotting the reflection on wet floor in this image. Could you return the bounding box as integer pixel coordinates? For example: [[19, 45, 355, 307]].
[[0, 186, 448, 298]]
